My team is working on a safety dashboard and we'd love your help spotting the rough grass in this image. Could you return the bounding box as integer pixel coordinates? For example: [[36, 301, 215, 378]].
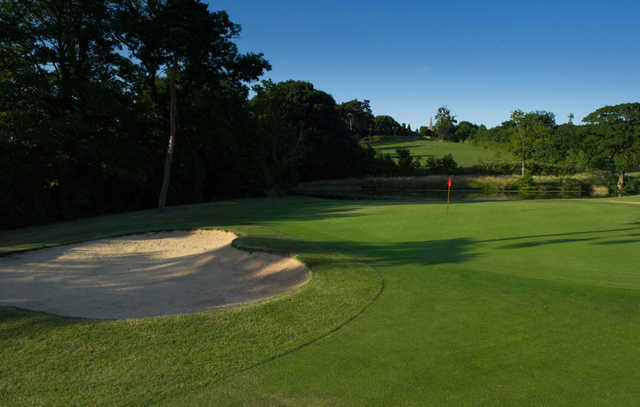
[[2, 196, 640, 405]]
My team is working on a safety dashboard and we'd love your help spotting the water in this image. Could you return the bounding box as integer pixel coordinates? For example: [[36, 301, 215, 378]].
[[296, 187, 585, 201]]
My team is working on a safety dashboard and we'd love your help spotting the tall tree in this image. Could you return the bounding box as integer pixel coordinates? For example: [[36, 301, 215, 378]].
[[337, 99, 373, 139], [510, 110, 553, 176], [434, 106, 457, 141], [454, 121, 479, 142], [250, 80, 362, 184], [0, 0, 142, 226], [121, 0, 270, 210], [582, 103, 640, 191], [373, 115, 399, 136]]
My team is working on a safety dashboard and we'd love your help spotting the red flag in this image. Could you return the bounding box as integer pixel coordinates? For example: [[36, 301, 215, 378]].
[[447, 176, 452, 188]]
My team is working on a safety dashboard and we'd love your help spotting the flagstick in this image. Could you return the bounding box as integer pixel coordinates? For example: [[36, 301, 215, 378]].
[[446, 176, 452, 216]]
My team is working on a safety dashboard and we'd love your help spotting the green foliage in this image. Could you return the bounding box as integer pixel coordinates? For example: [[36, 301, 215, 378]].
[[419, 126, 434, 138], [581, 103, 640, 187], [439, 153, 458, 173], [373, 115, 400, 136], [434, 106, 457, 141], [250, 80, 365, 184], [510, 173, 536, 195], [0, 0, 274, 228], [510, 110, 554, 175], [606, 175, 640, 196], [395, 148, 418, 175], [475, 160, 519, 175], [337, 99, 374, 139], [454, 121, 480, 142], [424, 153, 459, 174]]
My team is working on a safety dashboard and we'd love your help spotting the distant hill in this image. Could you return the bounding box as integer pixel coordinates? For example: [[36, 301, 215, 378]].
[[363, 137, 513, 168]]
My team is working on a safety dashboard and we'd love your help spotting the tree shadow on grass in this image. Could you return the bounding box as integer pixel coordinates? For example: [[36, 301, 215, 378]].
[[0, 197, 380, 256], [234, 236, 477, 269], [374, 144, 422, 152], [498, 237, 598, 249], [593, 239, 640, 245], [0, 306, 89, 341], [479, 226, 640, 245]]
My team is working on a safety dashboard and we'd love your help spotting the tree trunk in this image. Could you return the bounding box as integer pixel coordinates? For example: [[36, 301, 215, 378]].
[[158, 61, 177, 210], [521, 158, 525, 177], [617, 172, 625, 194]]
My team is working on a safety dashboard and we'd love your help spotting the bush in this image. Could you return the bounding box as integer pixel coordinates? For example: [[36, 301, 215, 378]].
[[474, 160, 519, 175], [609, 176, 640, 196], [423, 154, 459, 174], [396, 148, 418, 175]]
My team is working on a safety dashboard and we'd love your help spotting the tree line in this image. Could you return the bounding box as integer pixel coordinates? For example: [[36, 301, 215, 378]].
[[0, 0, 420, 229], [465, 105, 640, 190], [2, 1, 638, 229], [389, 104, 640, 192]]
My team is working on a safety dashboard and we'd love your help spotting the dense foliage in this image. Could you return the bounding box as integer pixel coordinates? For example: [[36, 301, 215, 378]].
[[0, 1, 369, 228], [470, 105, 640, 184]]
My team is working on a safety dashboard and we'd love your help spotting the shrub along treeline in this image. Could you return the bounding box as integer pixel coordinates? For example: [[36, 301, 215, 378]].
[[0, 0, 398, 229]]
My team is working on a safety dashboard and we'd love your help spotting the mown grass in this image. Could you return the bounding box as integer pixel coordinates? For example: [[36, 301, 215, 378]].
[[2, 196, 640, 405], [363, 137, 513, 167], [0, 198, 382, 406]]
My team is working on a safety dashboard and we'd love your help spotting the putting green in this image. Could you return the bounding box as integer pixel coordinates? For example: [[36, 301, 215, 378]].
[[1, 197, 639, 406]]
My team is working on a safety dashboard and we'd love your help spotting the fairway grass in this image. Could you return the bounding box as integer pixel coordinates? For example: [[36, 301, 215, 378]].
[[364, 137, 513, 167], [1, 196, 640, 405]]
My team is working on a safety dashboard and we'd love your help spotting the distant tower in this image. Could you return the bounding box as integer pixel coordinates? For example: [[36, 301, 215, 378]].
[[568, 113, 575, 125], [429, 117, 433, 131]]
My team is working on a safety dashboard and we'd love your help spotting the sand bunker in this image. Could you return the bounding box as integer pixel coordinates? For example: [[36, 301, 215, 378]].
[[0, 230, 310, 319]]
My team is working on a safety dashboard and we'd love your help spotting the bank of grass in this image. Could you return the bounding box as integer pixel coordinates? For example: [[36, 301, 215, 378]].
[[2, 196, 640, 405], [363, 136, 513, 167]]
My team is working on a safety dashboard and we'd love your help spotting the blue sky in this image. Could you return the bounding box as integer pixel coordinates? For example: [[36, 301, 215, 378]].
[[212, 0, 640, 128]]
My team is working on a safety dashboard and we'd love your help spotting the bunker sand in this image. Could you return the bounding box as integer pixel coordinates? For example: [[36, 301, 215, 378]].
[[0, 230, 310, 319]]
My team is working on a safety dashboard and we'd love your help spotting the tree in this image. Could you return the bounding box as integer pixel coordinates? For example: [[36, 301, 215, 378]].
[[122, 0, 270, 210], [454, 121, 479, 142], [419, 126, 434, 138], [434, 106, 457, 141], [250, 80, 362, 184], [0, 0, 145, 226], [337, 99, 373, 139], [582, 103, 640, 191], [373, 115, 400, 136], [510, 110, 553, 176]]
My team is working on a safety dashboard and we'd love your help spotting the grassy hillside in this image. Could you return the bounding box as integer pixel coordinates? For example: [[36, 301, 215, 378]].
[[364, 137, 514, 167], [2, 196, 640, 405]]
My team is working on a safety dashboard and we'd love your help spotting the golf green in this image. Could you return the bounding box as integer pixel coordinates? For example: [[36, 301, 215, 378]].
[[1, 196, 639, 406]]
